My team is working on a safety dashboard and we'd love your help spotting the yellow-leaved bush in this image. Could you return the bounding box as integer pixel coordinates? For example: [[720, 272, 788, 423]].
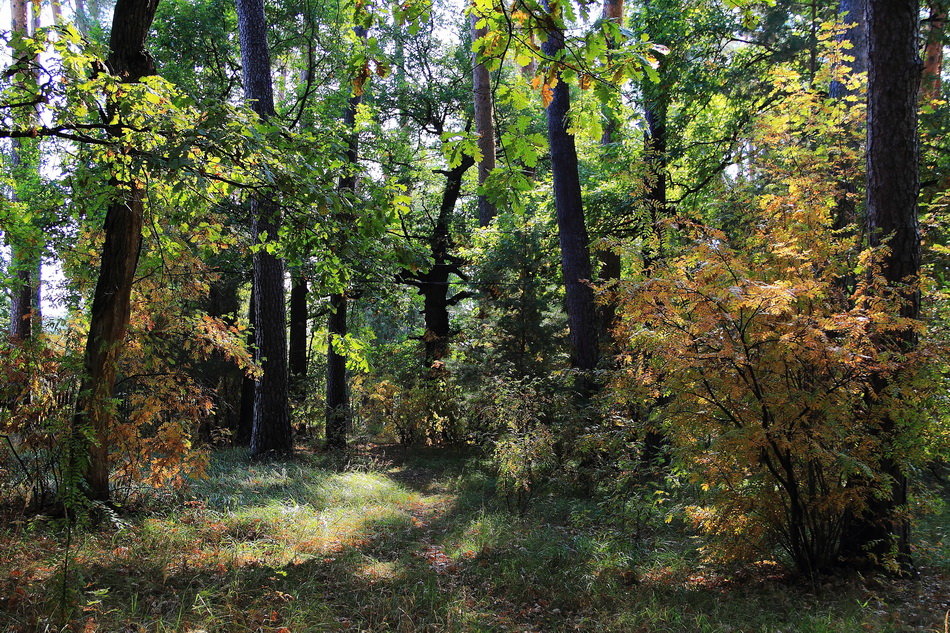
[[608, 36, 945, 573]]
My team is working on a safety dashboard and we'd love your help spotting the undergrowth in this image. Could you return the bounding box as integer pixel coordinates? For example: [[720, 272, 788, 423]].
[[0, 446, 946, 632]]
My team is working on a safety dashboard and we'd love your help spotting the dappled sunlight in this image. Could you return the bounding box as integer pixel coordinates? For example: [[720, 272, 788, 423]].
[[1, 448, 944, 633]]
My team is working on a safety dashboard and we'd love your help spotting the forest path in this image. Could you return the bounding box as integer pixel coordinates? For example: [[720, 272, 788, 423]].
[[2, 446, 945, 633]]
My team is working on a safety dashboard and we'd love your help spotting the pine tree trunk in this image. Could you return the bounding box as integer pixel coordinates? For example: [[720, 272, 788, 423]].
[[236, 0, 292, 457], [841, 0, 920, 571], [542, 4, 599, 374], [325, 293, 349, 449], [830, 0, 868, 100], [289, 269, 308, 395], [324, 25, 367, 450], [471, 7, 496, 227], [921, 2, 945, 101], [72, 0, 160, 502], [7, 0, 38, 342]]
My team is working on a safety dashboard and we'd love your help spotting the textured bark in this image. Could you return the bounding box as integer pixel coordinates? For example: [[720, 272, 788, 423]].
[[72, 0, 159, 502], [830, 0, 867, 235], [840, 0, 920, 570], [470, 8, 496, 226], [542, 6, 599, 373], [324, 25, 367, 450], [830, 0, 868, 100], [921, 2, 945, 101], [596, 0, 624, 349], [599, 0, 623, 145], [236, 0, 292, 457], [325, 293, 349, 449], [236, 287, 255, 447], [7, 0, 38, 342], [399, 156, 474, 368], [289, 269, 308, 395]]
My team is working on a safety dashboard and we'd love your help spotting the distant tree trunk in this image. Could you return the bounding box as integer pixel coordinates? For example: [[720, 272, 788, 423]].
[[325, 293, 349, 448], [840, 0, 920, 571], [921, 1, 945, 101], [236, 286, 255, 446], [596, 0, 623, 350], [325, 25, 367, 450], [642, 0, 669, 240], [830, 0, 868, 99], [399, 155, 475, 368], [236, 0, 292, 457], [7, 0, 38, 342], [541, 2, 599, 375], [830, 0, 867, 240], [289, 269, 308, 395], [599, 0, 623, 145], [470, 6, 496, 226], [72, 0, 160, 502]]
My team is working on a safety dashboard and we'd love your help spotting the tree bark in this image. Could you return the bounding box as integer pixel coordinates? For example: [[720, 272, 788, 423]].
[[830, 0, 868, 99], [7, 0, 38, 342], [236, 0, 292, 457], [471, 7, 496, 227], [289, 269, 308, 396], [72, 0, 160, 502], [542, 3, 599, 375], [324, 25, 367, 450], [236, 286, 255, 446], [841, 0, 920, 571], [325, 293, 349, 448], [398, 156, 475, 368], [921, 2, 945, 102]]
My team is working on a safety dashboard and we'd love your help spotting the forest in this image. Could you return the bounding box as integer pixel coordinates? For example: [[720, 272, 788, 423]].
[[0, 0, 949, 629]]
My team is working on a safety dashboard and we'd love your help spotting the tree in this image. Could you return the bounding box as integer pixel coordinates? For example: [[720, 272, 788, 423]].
[[325, 24, 368, 450], [540, 0, 599, 375], [6, 0, 39, 342], [839, 0, 921, 570], [235, 0, 292, 457], [921, 1, 946, 102], [71, 0, 163, 502], [471, 2, 497, 227]]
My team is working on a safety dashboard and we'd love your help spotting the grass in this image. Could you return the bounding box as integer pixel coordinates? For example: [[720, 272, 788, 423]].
[[1, 445, 947, 632]]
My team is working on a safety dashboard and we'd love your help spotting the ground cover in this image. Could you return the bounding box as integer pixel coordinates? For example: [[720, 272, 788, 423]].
[[1, 446, 947, 632]]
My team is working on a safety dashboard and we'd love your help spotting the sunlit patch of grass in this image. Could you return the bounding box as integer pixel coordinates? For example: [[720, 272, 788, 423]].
[[0, 447, 945, 632]]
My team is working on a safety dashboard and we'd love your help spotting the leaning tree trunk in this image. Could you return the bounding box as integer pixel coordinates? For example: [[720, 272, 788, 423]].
[[236, 0, 292, 457], [470, 4, 496, 227], [840, 0, 920, 571], [541, 2, 599, 376], [72, 0, 160, 502], [325, 25, 367, 450]]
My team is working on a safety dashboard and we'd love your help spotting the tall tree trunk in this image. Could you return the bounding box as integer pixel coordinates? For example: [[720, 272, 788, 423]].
[[289, 269, 308, 396], [325, 293, 349, 448], [831, 0, 868, 99], [236, 286, 255, 446], [72, 0, 160, 502], [921, 1, 945, 101], [325, 25, 367, 450], [398, 155, 474, 368], [841, 0, 920, 571], [236, 0, 292, 457], [830, 0, 868, 252], [541, 3, 599, 375], [595, 0, 624, 350], [471, 6, 496, 226], [7, 0, 38, 342]]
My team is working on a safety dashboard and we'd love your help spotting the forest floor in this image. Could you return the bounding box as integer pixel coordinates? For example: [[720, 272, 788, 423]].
[[1, 445, 948, 632]]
